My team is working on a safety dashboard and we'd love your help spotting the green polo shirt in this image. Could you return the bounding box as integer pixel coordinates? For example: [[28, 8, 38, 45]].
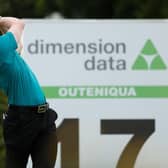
[[0, 32, 46, 105]]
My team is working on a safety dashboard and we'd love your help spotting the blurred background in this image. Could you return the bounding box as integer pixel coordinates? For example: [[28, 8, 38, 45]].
[[1, 0, 168, 167], [0, 0, 168, 18]]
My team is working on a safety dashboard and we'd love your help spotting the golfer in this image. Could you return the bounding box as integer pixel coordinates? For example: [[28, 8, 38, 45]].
[[0, 17, 57, 168]]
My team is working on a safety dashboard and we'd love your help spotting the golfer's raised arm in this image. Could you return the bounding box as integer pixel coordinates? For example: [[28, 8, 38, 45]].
[[0, 17, 25, 44]]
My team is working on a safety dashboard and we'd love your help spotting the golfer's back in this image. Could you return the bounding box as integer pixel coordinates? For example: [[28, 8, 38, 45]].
[[0, 32, 46, 105]]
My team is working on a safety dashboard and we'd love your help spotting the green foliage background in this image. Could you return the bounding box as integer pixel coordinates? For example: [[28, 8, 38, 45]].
[[0, 0, 168, 167], [0, 0, 168, 18], [0, 90, 7, 168]]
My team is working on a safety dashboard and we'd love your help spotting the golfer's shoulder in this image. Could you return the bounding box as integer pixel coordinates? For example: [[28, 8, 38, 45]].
[[0, 32, 17, 53]]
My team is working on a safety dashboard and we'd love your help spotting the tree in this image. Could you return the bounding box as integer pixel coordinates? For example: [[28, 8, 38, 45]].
[[0, 0, 58, 18], [0, 0, 168, 18], [0, 90, 7, 168], [56, 0, 168, 18]]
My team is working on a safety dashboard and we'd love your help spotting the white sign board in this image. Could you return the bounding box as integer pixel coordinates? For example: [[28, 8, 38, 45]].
[[24, 20, 168, 168]]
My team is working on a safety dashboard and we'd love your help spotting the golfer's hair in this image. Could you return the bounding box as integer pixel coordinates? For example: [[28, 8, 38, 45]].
[[0, 28, 2, 35]]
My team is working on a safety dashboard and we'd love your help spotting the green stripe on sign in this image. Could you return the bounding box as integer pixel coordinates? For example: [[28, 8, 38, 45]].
[[42, 86, 168, 99], [136, 86, 168, 97]]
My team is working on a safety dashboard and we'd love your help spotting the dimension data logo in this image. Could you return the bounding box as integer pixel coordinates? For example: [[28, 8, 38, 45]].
[[132, 40, 167, 70]]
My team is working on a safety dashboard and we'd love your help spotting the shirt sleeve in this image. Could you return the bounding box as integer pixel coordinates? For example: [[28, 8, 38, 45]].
[[0, 32, 18, 64]]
